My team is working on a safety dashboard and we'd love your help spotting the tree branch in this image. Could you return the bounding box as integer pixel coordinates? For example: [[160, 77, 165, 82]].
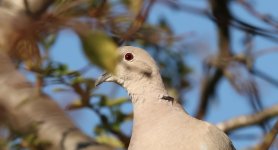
[[217, 104, 278, 132], [195, 0, 232, 119]]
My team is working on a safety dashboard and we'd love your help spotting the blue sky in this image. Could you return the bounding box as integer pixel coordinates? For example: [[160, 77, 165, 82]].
[[44, 1, 278, 149]]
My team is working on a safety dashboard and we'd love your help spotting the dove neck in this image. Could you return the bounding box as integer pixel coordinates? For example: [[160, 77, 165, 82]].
[[125, 72, 168, 103], [126, 72, 183, 121]]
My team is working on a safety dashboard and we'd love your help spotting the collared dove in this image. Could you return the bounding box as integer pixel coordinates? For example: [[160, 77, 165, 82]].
[[96, 46, 236, 150]]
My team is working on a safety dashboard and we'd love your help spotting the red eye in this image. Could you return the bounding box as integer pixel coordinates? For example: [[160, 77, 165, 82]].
[[124, 53, 134, 61]]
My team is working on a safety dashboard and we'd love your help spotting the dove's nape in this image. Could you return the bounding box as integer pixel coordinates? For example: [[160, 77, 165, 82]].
[[96, 46, 236, 150]]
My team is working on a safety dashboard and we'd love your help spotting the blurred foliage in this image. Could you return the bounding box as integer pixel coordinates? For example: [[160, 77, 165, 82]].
[[0, 138, 7, 150], [0, 123, 51, 150]]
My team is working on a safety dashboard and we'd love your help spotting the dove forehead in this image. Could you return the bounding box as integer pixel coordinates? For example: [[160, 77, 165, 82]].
[[118, 46, 157, 64]]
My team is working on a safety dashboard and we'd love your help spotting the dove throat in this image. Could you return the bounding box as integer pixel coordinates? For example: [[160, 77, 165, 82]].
[[124, 72, 186, 131]]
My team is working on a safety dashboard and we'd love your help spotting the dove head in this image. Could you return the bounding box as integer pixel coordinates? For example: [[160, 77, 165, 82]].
[[96, 46, 167, 96]]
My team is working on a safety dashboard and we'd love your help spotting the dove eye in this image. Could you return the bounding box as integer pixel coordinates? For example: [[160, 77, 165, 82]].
[[124, 53, 134, 61]]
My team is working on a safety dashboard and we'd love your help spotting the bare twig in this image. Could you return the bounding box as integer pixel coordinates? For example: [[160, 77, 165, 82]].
[[253, 47, 278, 58], [121, 0, 156, 42], [237, 0, 278, 29], [253, 120, 278, 150], [224, 67, 264, 113], [251, 68, 278, 89], [161, 0, 278, 41], [196, 68, 223, 119], [217, 104, 278, 132], [159, 0, 211, 18]]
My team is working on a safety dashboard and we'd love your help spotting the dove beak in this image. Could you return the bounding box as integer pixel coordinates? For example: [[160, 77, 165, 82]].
[[95, 73, 113, 86]]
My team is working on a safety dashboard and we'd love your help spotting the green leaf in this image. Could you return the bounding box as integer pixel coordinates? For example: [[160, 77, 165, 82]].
[[79, 31, 119, 73], [66, 100, 84, 110], [41, 33, 57, 50], [71, 76, 84, 85], [105, 98, 128, 107]]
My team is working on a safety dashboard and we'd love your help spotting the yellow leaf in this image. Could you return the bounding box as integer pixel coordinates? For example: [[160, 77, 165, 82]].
[[123, 0, 142, 14], [95, 134, 124, 148], [79, 31, 119, 73], [105, 98, 128, 107], [129, 0, 142, 14]]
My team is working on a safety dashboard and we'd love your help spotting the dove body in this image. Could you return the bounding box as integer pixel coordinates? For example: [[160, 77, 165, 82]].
[[96, 46, 235, 150]]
